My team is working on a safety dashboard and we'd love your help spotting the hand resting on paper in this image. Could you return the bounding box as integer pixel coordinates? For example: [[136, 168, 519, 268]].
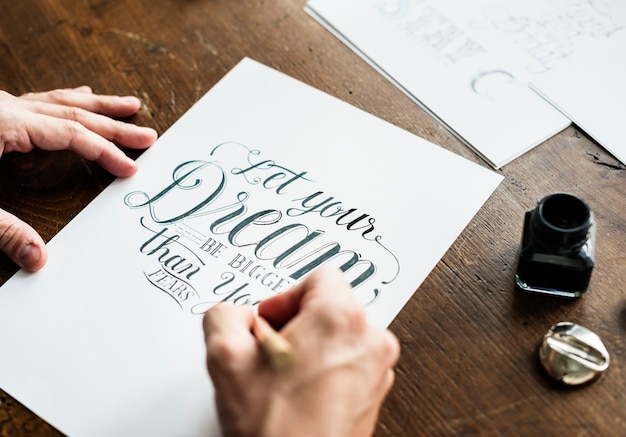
[[0, 86, 157, 272], [203, 266, 400, 437]]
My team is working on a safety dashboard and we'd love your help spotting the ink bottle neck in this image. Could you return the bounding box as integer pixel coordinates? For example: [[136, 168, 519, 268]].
[[528, 193, 592, 253]]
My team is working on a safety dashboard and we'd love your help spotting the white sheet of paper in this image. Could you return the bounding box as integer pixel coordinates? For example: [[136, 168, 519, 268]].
[[433, 0, 626, 164], [0, 58, 502, 436], [533, 33, 626, 164], [531, 32, 626, 165], [305, 0, 570, 169]]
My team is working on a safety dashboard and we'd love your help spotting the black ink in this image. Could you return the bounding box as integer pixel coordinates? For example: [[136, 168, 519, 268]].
[[289, 191, 377, 239], [210, 141, 312, 194], [125, 160, 229, 224], [139, 219, 203, 278]]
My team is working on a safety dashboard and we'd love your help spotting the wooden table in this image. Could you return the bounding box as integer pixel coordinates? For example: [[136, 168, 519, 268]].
[[1, 1, 624, 435]]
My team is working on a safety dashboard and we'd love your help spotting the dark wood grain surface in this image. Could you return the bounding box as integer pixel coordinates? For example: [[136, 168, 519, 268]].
[[1, 1, 625, 436]]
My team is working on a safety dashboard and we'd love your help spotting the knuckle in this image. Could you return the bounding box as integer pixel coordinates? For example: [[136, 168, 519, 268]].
[[205, 335, 240, 373], [63, 119, 82, 133], [0, 218, 24, 251], [61, 120, 86, 151], [341, 301, 366, 327], [315, 296, 366, 333], [0, 126, 31, 154], [368, 328, 400, 365], [203, 305, 249, 372], [18, 91, 38, 100], [66, 105, 85, 121], [48, 88, 72, 103]]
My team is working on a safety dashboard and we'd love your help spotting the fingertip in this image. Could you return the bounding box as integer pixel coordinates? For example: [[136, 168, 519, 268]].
[[259, 267, 350, 328], [115, 126, 157, 151], [310, 265, 343, 281], [140, 127, 158, 146], [119, 95, 141, 104], [99, 144, 141, 177], [258, 291, 300, 329], [18, 242, 47, 272], [302, 266, 352, 304], [117, 96, 142, 114], [0, 209, 48, 272], [120, 158, 139, 177]]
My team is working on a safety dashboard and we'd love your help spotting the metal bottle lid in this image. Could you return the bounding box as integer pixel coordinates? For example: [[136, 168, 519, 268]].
[[539, 322, 610, 386]]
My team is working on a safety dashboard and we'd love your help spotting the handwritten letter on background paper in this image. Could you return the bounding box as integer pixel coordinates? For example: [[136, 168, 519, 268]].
[[0, 58, 502, 436], [434, 0, 626, 76]]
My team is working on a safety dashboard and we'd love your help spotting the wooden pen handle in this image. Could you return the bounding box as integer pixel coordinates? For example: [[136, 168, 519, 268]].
[[253, 316, 294, 371]]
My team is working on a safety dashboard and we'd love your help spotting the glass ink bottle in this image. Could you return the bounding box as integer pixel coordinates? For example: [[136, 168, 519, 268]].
[[515, 193, 595, 298]]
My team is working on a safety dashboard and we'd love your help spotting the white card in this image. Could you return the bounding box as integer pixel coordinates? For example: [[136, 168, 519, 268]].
[[305, 0, 570, 168], [0, 58, 502, 436], [434, 0, 626, 164], [531, 31, 626, 165]]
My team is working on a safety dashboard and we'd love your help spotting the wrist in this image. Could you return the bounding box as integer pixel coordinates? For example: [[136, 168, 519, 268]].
[[260, 383, 355, 437]]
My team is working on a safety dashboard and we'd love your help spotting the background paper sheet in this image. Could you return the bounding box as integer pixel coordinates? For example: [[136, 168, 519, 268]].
[[305, 0, 570, 168], [434, 0, 626, 164]]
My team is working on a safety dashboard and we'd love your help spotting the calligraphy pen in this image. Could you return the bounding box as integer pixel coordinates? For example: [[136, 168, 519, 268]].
[[252, 316, 294, 370]]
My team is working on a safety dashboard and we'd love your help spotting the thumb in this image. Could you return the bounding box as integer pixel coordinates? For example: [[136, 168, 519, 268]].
[[0, 208, 48, 272]]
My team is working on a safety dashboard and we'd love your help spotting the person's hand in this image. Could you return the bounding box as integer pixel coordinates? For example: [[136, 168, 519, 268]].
[[0, 86, 157, 271], [203, 267, 400, 437], [1, 86, 156, 175]]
